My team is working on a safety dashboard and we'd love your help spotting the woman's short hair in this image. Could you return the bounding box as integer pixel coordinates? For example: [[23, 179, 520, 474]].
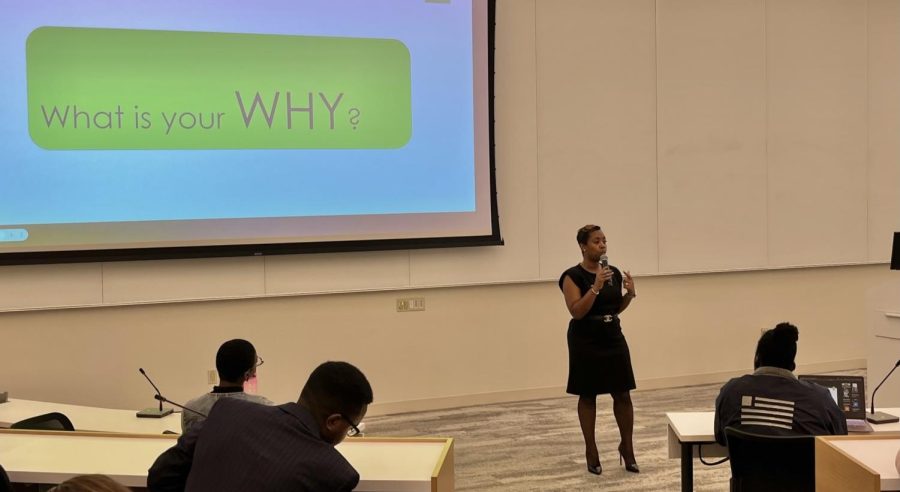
[[576, 224, 602, 245]]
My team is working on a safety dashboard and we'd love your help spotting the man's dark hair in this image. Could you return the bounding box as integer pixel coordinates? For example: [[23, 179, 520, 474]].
[[755, 322, 799, 371], [300, 361, 373, 417], [576, 224, 602, 245], [215, 339, 257, 382]]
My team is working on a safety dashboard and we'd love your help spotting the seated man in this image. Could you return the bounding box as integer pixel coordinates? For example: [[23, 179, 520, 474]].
[[181, 339, 273, 433], [148, 361, 373, 492], [714, 322, 847, 445]]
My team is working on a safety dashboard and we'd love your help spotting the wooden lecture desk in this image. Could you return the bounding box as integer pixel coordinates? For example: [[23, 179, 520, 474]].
[[0, 398, 181, 434], [0, 429, 455, 491], [666, 408, 900, 492], [816, 434, 900, 491]]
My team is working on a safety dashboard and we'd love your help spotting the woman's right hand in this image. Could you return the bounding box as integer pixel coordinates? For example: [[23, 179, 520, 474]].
[[593, 267, 612, 291]]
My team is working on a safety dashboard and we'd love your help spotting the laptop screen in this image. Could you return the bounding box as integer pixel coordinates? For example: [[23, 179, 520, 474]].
[[797, 374, 866, 419]]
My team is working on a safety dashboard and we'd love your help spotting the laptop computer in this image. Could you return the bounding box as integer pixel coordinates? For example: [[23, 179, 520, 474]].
[[797, 374, 873, 433]]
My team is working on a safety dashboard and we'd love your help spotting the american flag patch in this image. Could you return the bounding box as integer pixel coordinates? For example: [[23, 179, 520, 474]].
[[739, 395, 795, 430]]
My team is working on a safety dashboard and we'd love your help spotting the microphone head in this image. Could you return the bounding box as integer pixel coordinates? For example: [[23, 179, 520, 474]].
[[599, 255, 608, 267], [895, 359, 900, 367], [139, 368, 146, 375], [154, 394, 165, 402]]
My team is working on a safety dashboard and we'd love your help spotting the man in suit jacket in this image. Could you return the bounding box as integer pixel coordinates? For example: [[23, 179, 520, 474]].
[[147, 361, 373, 492]]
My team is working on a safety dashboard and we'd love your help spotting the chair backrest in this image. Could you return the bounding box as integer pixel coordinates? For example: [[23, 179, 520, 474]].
[[10, 412, 74, 431], [725, 425, 815, 492], [0, 463, 12, 492]]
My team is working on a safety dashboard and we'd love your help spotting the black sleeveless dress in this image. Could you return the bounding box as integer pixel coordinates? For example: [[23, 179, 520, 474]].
[[559, 264, 636, 396]]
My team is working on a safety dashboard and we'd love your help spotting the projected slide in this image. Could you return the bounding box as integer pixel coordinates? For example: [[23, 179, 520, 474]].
[[0, 0, 497, 262]]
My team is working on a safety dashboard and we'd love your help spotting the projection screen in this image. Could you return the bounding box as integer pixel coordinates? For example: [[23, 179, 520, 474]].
[[0, 0, 499, 264]]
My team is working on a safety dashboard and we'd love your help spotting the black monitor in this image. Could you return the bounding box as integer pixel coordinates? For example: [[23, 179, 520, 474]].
[[798, 374, 866, 420]]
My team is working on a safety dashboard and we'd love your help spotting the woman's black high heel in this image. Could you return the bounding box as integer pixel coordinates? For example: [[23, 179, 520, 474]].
[[618, 443, 640, 473], [585, 451, 602, 475]]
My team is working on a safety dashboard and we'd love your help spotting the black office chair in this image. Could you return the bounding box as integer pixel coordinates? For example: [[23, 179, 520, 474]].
[[724, 426, 815, 492], [0, 463, 12, 492], [10, 412, 74, 431]]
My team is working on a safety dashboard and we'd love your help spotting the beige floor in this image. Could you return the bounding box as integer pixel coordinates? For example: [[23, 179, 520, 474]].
[[364, 369, 864, 491]]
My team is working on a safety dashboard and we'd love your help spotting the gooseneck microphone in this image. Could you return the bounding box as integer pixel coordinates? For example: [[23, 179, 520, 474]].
[[868, 359, 900, 424], [154, 394, 208, 419], [137, 368, 174, 418], [599, 255, 613, 286]]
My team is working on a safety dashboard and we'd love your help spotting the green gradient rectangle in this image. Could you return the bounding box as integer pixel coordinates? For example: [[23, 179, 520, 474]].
[[26, 27, 411, 149]]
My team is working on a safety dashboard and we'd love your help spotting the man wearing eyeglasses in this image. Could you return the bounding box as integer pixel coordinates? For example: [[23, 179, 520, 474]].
[[148, 361, 373, 492], [181, 339, 273, 433]]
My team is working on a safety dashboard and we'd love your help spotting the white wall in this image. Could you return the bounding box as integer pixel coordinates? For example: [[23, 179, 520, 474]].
[[0, 264, 885, 415]]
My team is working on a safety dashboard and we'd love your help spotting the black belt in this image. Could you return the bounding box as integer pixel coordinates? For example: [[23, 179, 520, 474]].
[[586, 314, 619, 323]]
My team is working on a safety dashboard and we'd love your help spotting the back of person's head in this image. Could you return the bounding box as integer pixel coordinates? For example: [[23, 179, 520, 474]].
[[299, 361, 373, 445], [48, 475, 130, 492], [754, 322, 799, 371], [301, 361, 373, 417], [216, 339, 257, 383]]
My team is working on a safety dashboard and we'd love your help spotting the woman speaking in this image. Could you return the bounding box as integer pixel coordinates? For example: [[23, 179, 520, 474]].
[[558, 224, 638, 475]]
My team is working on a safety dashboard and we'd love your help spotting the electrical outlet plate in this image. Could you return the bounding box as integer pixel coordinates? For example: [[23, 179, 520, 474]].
[[207, 370, 218, 385], [396, 297, 425, 312]]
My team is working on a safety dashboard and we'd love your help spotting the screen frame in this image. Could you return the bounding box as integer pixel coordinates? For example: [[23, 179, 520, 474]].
[[892, 232, 900, 270], [0, 0, 501, 266]]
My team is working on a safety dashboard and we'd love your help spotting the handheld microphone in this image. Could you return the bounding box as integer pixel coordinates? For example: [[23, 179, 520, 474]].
[[137, 368, 174, 419], [868, 359, 900, 424], [599, 255, 613, 286], [154, 394, 208, 419]]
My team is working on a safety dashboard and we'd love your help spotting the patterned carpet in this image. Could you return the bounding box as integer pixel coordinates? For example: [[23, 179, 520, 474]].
[[364, 369, 865, 491]]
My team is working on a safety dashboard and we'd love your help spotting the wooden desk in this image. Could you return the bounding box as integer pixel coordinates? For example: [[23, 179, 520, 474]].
[[666, 412, 728, 492], [666, 408, 900, 492], [338, 437, 454, 492], [0, 399, 181, 434], [0, 430, 174, 487], [816, 435, 900, 492], [0, 429, 454, 491]]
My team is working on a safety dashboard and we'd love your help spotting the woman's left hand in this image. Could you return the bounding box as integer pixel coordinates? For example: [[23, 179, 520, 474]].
[[623, 271, 636, 296]]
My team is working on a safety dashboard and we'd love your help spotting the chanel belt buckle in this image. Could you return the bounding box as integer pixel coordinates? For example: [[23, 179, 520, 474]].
[[602, 315, 614, 323]]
